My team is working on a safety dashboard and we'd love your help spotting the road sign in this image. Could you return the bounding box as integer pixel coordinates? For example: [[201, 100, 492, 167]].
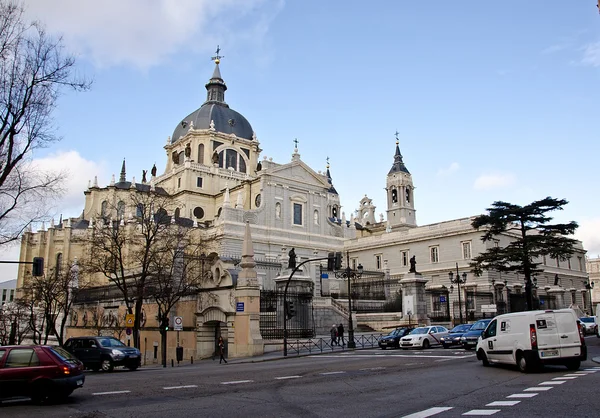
[[174, 316, 183, 331], [440, 296, 446, 303], [481, 304, 497, 313], [236, 302, 245, 312], [126, 328, 132, 335], [125, 314, 135, 328]]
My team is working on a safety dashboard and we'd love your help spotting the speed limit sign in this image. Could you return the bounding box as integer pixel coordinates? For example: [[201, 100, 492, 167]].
[[174, 316, 183, 331]]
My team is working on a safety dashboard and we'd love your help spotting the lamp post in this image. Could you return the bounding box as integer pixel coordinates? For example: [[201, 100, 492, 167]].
[[335, 253, 363, 349], [585, 280, 595, 315], [449, 262, 467, 324]]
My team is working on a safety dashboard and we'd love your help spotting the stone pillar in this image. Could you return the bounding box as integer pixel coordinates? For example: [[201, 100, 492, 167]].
[[548, 288, 566, 309], [400, 273, 429, 326], [232, 222, 264, 357]]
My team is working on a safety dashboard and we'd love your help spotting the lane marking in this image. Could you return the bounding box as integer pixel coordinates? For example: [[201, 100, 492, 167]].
[[163, 385, 197, 390], [402, 407, 453, 418], [359, 367, 386, 371], [320, 371, 346, 375], [565, 374, 584, 377], [507, 393, 538, 398], [92, 391, 131, 396], [221, 380, 254, 385], [275, 375, 301, 380], [309, 354, 474, 359], [552, 377, 577, 380], [486, 401, 520, 406], [524, 387, 552, 392], [462, 410, 500, 416], [582, 369, 598, 372], [539, 380, 565, 385]]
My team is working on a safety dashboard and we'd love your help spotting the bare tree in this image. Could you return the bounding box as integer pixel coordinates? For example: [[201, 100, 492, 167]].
[[0, 298, 30, 344], [19, 258, 86, 345], [0, 1, 90, 245], [86, 190, 199, 350], [148, 228, 206, 366]]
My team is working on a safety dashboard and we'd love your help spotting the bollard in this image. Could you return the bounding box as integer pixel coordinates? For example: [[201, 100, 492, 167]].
[[191, 356, 193, 364], [171, 359, 174, 367]]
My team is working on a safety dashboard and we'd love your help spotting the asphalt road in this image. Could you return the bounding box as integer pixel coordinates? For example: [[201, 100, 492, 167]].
[[2, 336, 600, 418]]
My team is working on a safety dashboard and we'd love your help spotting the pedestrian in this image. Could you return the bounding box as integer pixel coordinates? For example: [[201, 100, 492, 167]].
[[337, 323, 345, 347], [330, 324, 338, 346], [218, 336, 227, 364]]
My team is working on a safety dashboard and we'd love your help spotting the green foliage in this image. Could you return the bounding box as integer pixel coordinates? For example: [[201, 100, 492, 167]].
[[470, 197, 578, 280], [383, 291, 402, 313]]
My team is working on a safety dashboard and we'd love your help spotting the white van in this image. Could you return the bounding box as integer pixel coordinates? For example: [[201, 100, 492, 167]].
[[476, 309, 587, 372]]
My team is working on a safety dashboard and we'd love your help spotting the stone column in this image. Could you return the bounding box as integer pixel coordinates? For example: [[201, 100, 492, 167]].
[[548, 288, 566, 309], [400, 273, 429, 326], [232, 222, 264, 357]]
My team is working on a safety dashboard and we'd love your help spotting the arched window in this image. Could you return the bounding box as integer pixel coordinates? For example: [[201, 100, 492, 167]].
[[117, 201, 125, 220], [197, 144, 204, 164], [55, 253, 63, 279], [275, 202, 281, 219], [156, 208, 168, 223], [405, 187, 411, 203], [216, 207, 222, 218], [101, 201, 108, 217], [391, 189, 398, 203], [174, 208, 180, 220], [178, 151, 185, 164], [314, 210, 319, 225], [217, 149, 248, 173]]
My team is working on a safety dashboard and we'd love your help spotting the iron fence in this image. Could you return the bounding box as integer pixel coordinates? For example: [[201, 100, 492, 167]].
[[284, 333, 384, 356], [259, 290, 314, 339]]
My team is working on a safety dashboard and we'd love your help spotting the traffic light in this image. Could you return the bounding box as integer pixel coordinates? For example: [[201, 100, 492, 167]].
[[327, 252, 335, 271], [334, 252, 342, 270], [285, 300, 296, 319], [32, 257, 44, 276], [160, 317, 169, 332]]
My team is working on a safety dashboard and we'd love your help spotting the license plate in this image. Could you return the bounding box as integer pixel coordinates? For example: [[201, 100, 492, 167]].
[[129, 355, 138, 358], [76, 379, 83, 386], [540, 350, 558, 358]]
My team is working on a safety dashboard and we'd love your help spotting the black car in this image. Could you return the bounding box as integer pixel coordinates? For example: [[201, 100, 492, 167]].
[[378, 327, 414, 349], [63, 336, 141, 372], [440, 324, 472, 349], [460, 319, 491, 350]]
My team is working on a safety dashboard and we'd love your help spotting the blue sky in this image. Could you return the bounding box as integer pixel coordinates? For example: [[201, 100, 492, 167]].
[[2, 0, 600, 281]]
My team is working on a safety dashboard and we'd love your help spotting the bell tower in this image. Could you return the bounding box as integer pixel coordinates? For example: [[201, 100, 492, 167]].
[[386, 133, 417, 229]]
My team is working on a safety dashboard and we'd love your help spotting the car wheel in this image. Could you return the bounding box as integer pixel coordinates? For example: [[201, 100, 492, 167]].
[[478, 349, 490, 367], [422, 339, 430, 349], [101, 358, 114, 372], [517, 353, 529, 373], [30, 380, 52, 404], [565, 360, 581, 371]]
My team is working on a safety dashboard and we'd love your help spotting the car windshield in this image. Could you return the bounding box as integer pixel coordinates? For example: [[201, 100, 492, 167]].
[[409, 327, 428, 335], [580, 317, 595, 323], [450, 324, 472, 333], [98, 338, 126, 348], [51, 346, 78, 362], [470, 321, 490, 331]]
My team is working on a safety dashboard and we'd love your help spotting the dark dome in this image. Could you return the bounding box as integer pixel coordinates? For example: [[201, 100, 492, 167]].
[[172, 103, 253, 142]]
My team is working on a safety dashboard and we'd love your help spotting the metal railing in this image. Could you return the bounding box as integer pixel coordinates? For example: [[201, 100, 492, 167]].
[[284, 333, 383, 356]]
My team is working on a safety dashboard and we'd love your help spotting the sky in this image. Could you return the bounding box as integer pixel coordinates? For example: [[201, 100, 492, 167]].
[[2, 0, 600, 282]]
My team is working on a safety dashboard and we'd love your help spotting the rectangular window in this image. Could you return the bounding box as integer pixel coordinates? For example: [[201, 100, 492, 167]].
[[293, 203, 303, 225], [556, 257, 560, 268], [567, 258, 571, 270], [375, 254, 382, 270], [401, 251, 409, 267], [462, 241, 471, 259], [9, 289, 14, 302], [543, 255, 546, 265], [197, 177, 203, 188], [177, 177, 181, 188], [578, 257, 583, 271], [430, 246, 439, 263]]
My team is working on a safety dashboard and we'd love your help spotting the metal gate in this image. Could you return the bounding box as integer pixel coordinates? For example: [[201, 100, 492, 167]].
[[259, 290, 314, 340]]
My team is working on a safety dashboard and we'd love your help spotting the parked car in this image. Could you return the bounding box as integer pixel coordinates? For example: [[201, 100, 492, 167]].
[[400, 326, 449, 349], [0, 345, 85, 403], [460, 319, 491, 350], [476, 308, 587, 372], [63, 336, 141, 372], [578, 316, 597, 336], [440, 324, 472, 349], [378, 327, 414, 349]]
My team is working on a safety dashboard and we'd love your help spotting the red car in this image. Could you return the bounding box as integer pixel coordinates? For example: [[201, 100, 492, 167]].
[[0, 345, 85, 403]]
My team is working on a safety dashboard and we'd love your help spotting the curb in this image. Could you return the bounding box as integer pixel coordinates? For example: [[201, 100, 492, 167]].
[[592, 357, 600, 364]]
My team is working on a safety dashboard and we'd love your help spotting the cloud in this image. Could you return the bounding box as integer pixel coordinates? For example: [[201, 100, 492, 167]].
[[437, 162, 459, 177], [541, 44, 567, 55], [575, 218, 600, 258], [23, 0, 283, 70], [580, 42, 600, 67], [31, 150, 108, 218], [473, 173, 516, 191]]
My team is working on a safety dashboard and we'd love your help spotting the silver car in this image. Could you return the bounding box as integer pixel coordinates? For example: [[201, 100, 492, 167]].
[[579, 316, 597, 336], [400, 326, 449, 349]]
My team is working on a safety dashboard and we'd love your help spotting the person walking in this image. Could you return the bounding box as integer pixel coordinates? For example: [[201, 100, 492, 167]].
[[218, 336, 227, 364], [330, 324, 338, 346], [337, 323, 345, 347]]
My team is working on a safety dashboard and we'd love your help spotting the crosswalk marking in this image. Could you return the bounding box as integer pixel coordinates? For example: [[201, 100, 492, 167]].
[[462, 410, 500, 416], [486, 401, 520, 406], [524, 387, 552, 391], [507, 393, 538, 398], [402, 407, 453, 418]]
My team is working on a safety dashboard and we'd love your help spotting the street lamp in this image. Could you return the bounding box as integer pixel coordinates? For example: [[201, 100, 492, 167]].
[[448, 262, 467, 324], [335, 253, 363, 349], [585, 280, 595, 315]]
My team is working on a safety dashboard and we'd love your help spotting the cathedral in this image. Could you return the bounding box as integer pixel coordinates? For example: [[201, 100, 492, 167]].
[[16, 55, 590, 360]]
